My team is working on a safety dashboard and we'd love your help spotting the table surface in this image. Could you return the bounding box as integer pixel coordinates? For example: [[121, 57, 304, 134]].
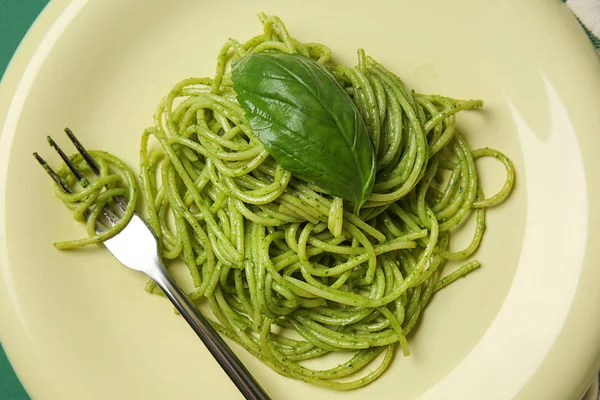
[[0, 2, 49, 398]]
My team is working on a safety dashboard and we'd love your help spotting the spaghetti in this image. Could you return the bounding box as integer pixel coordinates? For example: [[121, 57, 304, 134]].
[[54, 14, 515, 390]]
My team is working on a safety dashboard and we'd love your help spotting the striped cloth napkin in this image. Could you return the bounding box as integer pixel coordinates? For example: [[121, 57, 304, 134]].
[[566, 0, 600, 50], [567, 1, 600, 398]]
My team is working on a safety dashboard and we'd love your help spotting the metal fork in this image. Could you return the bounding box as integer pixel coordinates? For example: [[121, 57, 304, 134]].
[[34, 128, 270, 400]]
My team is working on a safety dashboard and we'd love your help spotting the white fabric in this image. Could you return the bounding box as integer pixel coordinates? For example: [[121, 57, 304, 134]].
[[567, 0, 600, 38]]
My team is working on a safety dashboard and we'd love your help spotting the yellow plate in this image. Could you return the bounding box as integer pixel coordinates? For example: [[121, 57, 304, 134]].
[[1, 0, 600, 398]]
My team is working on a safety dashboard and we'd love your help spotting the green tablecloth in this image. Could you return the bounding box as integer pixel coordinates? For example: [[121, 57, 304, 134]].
[[0, 2, 49, 398]]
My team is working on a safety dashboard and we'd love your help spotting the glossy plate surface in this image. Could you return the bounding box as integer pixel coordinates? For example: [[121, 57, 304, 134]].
[[1, 0, 600, 399]]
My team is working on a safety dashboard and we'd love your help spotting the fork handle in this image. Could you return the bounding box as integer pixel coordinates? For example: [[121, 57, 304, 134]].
[[149, 267, 271, 400]]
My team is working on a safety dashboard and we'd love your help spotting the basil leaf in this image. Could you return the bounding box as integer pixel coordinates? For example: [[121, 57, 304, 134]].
[[231, 52, 375, 211]]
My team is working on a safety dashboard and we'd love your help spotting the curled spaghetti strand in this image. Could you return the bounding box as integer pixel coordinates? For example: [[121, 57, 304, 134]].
[[51, 14, 514, 390]]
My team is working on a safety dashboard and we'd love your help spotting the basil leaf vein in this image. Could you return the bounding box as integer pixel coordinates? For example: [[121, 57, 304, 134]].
[[232, 52, 375, 211]]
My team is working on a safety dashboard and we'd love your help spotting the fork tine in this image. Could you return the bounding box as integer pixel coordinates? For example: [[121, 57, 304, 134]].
[[47, 135, 90, 188], [63, 129, 129, 213], [35, 141, 113, 233], [65, 128, 100, 176], [33, 152, 72, 193], [64, 129, 129, 214], [114, 197, 128, 214], [103, 207, 120, 226]]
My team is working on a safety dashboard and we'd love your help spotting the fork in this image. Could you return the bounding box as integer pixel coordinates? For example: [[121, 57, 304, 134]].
[[34, 128, 270, 400]]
